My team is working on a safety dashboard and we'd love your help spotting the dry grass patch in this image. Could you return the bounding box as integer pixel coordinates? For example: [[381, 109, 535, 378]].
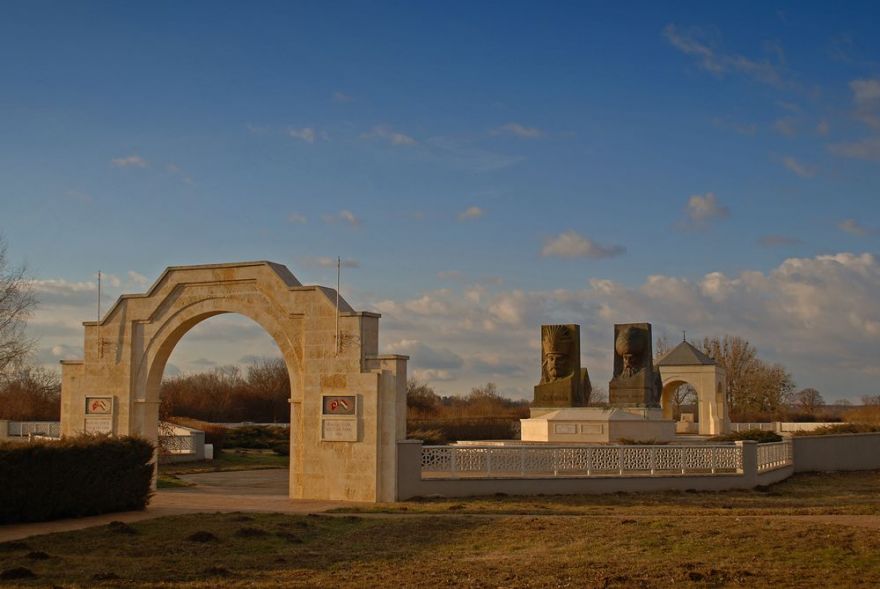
[[1, 512, 880, 587], [337, 471, 880, 517]]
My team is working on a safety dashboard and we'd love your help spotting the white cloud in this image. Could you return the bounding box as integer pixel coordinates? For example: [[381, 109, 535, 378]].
[[663, 24, 785, 87], [364, 251, 880, 399], [773, 117, 797, 137], [816, 120, 830, 136], [541, 231, 625, 259], [127, 271, 149, 287], [111, 155, 148, 168], [851, 78, 880, 128], [288, 127, 317, 143], [492, 122, 543, 139], [782, 156, 816, 178], [758, 235, 802, 247], [361, 125, 416, 146], [322, 209, 361, 227], [682, 192, 730, 228], [712, 117, 757, 136], [829, 136, 880, 161], [838, 219, 874, 237], [332, 91, 354, 103], [308, 257, 360, 269], [288, 213, 307, 224], [412, 369, 455, 382], [165, 163, 193, 185], [458, 206, 484, 221]]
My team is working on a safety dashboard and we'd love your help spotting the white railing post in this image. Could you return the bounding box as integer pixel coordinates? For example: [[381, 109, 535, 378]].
[[519, 446, 526, 476], [650, 447, 657, 475], [618, 446, 624, 475], [486, 448, 492, 477], [450, 447, 458, 479]]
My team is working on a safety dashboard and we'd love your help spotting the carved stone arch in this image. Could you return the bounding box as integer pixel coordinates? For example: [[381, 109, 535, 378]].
[[60, 261, 408, 502], [134, 294, 303, 406]]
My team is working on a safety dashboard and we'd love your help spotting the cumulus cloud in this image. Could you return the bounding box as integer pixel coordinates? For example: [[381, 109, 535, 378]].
[[307, 257, 360, 269], [851, 78, 880, 128], [680, 192, 730, 228], [361, 125, 416, 146], [838, 219, 875, 237], [458, 206, 484, 221], [492, 122, 544, 138], [332, 91, 354, 103], [541, 231, 625, 259], [663, 24, 785, 87], [111, 155, 148, 168], [774, 118, 797, 137], [127, 271, 149, 287], [322, 209, 361, 227], [385, 339, 465, 370], [782, 156, 816, 178], [829, 136, 880, 162], [368, 251, 880, 399], [288, 127, 317, 143]]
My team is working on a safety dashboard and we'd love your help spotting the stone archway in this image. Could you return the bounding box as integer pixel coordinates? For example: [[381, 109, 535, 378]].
[[60, 261, 408, 502], [659, 379, 698, 421], [656, 341, 728, 436]]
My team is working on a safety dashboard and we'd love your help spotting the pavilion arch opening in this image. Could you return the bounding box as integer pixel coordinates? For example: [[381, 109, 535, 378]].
[[660, 379, 699, 424], [155, 313, 293, 492]]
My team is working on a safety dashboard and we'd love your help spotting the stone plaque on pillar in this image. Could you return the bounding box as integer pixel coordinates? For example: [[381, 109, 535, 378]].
[[532, 324, 590, 407], [608, 323, 661, 407]]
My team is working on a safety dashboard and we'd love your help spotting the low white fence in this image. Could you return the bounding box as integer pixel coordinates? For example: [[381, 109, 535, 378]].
[[730, 422, 776, 432], [6, 421, 61, 438], [757, 441, 793, 472], [730, 422, 842, 433], [421, 444, 744, 478]]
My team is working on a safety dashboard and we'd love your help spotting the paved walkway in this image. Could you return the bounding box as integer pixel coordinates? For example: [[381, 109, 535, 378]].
[[0, 469, 361, 543]]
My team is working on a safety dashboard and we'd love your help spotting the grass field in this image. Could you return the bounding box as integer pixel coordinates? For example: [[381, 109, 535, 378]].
[[1, 509, 879, 587], [157, 450, 288, 488], [336, 470, 880, 517], [2, 471, 880, 587]]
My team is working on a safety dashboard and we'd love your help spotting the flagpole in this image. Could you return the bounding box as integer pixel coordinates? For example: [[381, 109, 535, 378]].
[[335, 256, 341, 356]]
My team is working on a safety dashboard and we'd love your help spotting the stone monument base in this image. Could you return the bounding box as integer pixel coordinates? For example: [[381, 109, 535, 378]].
[[521, 407, 675, 443]]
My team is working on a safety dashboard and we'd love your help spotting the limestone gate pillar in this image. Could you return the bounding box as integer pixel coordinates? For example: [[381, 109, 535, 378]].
[[60, 261, 407, 502]]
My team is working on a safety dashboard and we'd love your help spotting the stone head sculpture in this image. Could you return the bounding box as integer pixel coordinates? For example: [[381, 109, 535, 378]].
[[541, 324, 574, 383], [615, 324, 647, 378]]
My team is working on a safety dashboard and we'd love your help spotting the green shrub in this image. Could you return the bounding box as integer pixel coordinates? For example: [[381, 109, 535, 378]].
[[0, 435, 154, 524], [271, 441, 290, 456], [407, 428, 447, 445], [407, 418, 518, 443], [792, 423, 880, 436], [224, 425, 289, 450], [711, 429, 782, 443]]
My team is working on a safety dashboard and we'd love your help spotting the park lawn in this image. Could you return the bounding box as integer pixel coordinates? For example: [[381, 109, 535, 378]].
[[334, 470, 880, 516], [157, 450, 288, 488], [1, 511, 880, 588]]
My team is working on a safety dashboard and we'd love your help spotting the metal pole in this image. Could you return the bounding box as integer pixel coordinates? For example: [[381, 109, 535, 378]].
[[97, 270, 102, 357], [335, 257, 340, 356]]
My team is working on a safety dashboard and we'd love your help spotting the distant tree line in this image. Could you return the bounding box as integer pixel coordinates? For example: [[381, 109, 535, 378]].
[[161, 358, 290, 423]]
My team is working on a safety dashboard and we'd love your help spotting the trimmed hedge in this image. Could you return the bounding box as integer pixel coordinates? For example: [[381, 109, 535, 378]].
[[792, 423, 880, 436], [0, 435, 154, 524], [711, 429, 783, 443]]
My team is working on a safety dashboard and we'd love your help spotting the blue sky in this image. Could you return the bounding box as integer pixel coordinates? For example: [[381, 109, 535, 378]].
[[2, 2, 878, 401]]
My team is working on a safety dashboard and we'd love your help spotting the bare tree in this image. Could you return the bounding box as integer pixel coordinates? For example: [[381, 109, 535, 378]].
[[793, 387, 825, 415], [699, 335, 794, 420], [0, 237, 36, 377]]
